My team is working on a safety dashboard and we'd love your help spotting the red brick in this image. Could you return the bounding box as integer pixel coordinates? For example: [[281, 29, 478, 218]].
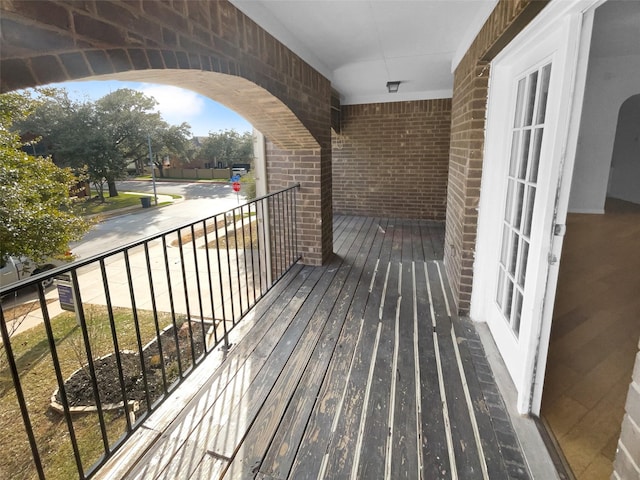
[[73, 12, 126, 47], [30, 54, 67, 84], [0, 59, 35, 92], [85, 49, 114, 75]]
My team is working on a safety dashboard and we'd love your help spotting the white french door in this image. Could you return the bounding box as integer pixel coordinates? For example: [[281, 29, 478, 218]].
[[495, 63, 552, 339], [472, 8, 591, 415]]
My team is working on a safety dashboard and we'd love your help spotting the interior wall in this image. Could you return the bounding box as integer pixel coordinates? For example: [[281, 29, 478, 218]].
[[568, 1, 640, 213], [607, 95, 640, 204]]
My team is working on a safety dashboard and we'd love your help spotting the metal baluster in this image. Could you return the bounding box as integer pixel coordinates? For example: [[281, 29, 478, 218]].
[[36, 282, 85, 477], [273, 196, 280, 278], [286, 188, 293, 267], [215, 213, 231, 350], [240, 204, 250, 311], [143, 243, 168, 396], [232, 208, 243, 317], [161, 235, 184, 380], [223, 212, 237, 325], [294, 185, 300, 259], [176, 230, 197, 369], [258, 197, 267, 292], [190, 224, 207, 359], [123, 251, 152, 411], [100, 259, 134, 431], [70, 269, 111, 454], [1, 299, 46, 479], [248, 201, 257, 306], [202, 218, 219, 347]]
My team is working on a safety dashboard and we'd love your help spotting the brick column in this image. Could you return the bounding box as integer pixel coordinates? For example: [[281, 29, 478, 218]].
[[265, 141, 332, 266]]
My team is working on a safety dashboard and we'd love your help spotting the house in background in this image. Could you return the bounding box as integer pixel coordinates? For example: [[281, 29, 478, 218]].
[[1, 0, 639, 478]]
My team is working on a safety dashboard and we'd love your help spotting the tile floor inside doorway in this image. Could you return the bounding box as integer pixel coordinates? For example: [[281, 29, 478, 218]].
[[542, 198, 640, 479]]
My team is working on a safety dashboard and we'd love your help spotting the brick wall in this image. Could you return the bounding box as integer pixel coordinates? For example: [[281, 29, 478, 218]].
[[613, 346, 640, 479], [333, 100, 451, 220], [444, 0, 548, 314]]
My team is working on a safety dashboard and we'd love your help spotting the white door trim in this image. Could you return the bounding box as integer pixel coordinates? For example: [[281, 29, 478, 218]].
[[471, 0, 601, 415], [528, 6, 597, 415]]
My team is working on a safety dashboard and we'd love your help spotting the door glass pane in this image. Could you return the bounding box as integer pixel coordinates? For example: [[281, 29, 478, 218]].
[[523, 186, 536, 237], [504, 180, 515, 223], [505, 280, 514, 318], [495, 62, 552, 340], [512, 289, 523, 335], [508, 230, 518, 276], [536, 64, 552, 124], [509, 130, 521, 177], [514, 78, 527, 128], [518, 129, 531, 180], [518, 240, 529, 287], [529, 128, 544, 183], [524, 71, 539, 127], [496, 269, 506, 309], [500, 225, 510, 266], [514, 182, 525, 228]]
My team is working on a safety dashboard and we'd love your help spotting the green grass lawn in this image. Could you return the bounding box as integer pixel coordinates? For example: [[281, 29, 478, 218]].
[[0, 306, 184, 480], [75, 192, 150, 216], [75, 191, 179, 216]]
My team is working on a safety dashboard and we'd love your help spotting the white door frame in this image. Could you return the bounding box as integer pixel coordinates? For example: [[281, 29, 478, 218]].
[[471, 0, 602, 415]]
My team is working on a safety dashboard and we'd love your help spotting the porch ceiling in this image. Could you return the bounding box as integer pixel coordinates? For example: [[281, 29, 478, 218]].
[[230, 0, 498, 105]]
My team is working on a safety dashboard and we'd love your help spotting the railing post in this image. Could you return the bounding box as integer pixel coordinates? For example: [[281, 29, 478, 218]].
[[260, 195, 273, 288]]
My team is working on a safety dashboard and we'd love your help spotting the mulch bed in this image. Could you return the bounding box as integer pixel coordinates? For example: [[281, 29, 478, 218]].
[[58, 321, 207, 413]]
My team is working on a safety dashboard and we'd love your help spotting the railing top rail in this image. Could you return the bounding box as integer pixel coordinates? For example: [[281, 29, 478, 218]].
[[0, 183, 300, 298]]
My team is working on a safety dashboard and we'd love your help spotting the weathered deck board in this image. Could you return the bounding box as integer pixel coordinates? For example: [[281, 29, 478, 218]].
[[283, 218, 390, 479], [100, 216, 531, 480], [311, 221, 399, 479], [428, 260, 485, 479], [257, 217, 381, 479], [416, 260, 451, 478], [389, 261, 420, 480], [218, 217, 378, 479]]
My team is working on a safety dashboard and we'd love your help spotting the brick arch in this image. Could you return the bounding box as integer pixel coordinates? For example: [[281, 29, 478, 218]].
[[0, 0, 333, 264], [92, 69, 319, 151]]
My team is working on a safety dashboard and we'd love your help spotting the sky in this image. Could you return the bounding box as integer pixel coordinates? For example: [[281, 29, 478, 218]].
[[47, 80, 253, 137]]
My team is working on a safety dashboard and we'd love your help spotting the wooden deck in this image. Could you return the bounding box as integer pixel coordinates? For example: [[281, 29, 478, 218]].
[[97, 216, 531, 480]]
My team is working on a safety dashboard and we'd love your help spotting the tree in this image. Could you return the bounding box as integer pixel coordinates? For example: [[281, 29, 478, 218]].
[[0, 91, 89, 263], [199, 130, 253, 168], [94, 89, 158, 196], [148, 122, 192, 178], [15, 89, 116, 200], [17, 88, 193, 199]]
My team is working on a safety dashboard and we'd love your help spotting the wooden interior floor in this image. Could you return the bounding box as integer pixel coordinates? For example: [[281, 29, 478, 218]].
[[96, 216, 531, 480], [542, 198, 640, 479]]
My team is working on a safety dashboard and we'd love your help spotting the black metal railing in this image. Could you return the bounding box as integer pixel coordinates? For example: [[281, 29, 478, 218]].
[[0, 184, 300, 480]]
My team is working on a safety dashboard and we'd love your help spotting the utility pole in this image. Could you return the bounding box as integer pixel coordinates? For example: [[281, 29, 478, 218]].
[[148, 135, 158, 206]]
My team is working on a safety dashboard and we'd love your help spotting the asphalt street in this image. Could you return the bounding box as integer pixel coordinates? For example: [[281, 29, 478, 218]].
[[70, 180, 244, 259]]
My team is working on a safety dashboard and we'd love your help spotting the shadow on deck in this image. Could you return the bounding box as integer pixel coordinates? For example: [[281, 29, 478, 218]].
[[96, 216, 531, 480]]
